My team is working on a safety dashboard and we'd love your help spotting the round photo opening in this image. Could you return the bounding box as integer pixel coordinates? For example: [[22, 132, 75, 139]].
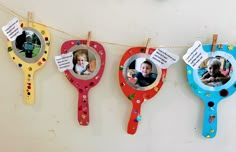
[[198, 56, 232, 87]]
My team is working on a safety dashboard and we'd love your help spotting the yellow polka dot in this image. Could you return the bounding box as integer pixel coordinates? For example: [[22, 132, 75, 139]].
[[228, 45, 234, 50]]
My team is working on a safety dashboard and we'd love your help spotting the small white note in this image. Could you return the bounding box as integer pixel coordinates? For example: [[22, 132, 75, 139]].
[[183, 41, 208, 69], [55, 52, 74, 72], [150, 48, 179, 69], [2, 17, 23, 41]]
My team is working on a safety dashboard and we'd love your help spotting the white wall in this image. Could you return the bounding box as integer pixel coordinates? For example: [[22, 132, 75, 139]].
[[0, 0, 236, 152]]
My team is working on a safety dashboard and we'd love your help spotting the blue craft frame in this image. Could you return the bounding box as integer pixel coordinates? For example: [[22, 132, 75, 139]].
[[186, 44, 236, 138]]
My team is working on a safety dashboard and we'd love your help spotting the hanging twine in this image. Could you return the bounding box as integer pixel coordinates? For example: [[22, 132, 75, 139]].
[[0, 2, 232, 49]]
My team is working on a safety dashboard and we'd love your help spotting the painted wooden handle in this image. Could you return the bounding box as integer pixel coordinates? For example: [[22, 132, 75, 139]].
[[202, 102, 218, 138], [23, 71, 35, 104], [127, 103, 142, 134], [78, 89, 90, 126]]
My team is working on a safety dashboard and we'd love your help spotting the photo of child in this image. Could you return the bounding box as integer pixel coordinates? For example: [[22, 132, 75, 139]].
[[15, 30, 41, 58], [199, 57, 232, 87], [23, 35, 34, 58], [72, 49, 96, 76], [127, 58, 157, 87]]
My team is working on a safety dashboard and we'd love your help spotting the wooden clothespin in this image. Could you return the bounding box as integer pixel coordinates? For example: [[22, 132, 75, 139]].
[[211, 34, 218, 52], [87, 31, 92, 47], [27, 11, 33, 27], [145, 38, 151, 53]]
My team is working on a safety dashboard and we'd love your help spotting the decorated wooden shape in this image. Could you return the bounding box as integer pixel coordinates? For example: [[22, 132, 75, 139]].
[[119, 47, 167, 134], [186, 43, 236, 138], [7, 21, 50, 104], [61, 40, 105, 126]]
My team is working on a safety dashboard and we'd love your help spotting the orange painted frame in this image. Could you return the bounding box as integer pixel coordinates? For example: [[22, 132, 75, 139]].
[[119, 47, 167, 134]]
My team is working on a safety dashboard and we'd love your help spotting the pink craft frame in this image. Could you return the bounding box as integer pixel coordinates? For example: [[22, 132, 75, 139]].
[[61, 40, 106, 126]]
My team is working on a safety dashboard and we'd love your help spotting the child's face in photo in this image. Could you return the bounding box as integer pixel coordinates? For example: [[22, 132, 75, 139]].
[[77, 55, 87, 66], [140, 63, 152, 77], [208, 65, 220, 76]]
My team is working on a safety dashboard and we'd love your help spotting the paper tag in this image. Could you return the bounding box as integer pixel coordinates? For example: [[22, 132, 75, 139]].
[[183, 41, 208, 69], [2, 17, 23, 41], [150, 48, 179, 69], [55, 52, 73, 72]]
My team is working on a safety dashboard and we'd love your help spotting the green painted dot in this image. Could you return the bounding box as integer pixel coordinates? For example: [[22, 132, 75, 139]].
[[136, 115, 142, 122], [46, 42, 50, 46], [206, 92, 211, 97], [162, 78, 166, 82], [119, 66, 123, 70], [128, 94, 135, 100], [198, 90, 202, 94], [190, 84, 197, 90], [187, 70, 192, 75], [77, 41, 80, 45], [8, 47, 12, 52]]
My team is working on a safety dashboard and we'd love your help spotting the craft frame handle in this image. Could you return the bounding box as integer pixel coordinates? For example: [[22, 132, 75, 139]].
[[77, 89, 90, 126], [23, 70, 35, 104], [202, 101, 218, 138], [127, 102, 142, 134]]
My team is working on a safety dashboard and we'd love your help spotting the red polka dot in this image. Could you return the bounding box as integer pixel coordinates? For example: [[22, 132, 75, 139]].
[[38, 62, 42, 66]]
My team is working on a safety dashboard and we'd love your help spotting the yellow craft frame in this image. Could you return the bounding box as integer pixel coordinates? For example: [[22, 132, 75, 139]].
[[7, 21, 50, 105]]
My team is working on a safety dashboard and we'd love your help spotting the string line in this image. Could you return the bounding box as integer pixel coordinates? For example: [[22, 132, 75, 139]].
[[0, 2, 232, 49]]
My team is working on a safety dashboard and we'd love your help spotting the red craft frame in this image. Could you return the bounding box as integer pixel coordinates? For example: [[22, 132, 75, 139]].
[[61, 40, 106, 126], [119, 47, 167, 134]]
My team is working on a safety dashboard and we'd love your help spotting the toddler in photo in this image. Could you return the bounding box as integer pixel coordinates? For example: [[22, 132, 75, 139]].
[[22, 35, 34, 58], [132, 60, 157, 87], [73, 50, 91, 75], [201, 58, 230, 87]]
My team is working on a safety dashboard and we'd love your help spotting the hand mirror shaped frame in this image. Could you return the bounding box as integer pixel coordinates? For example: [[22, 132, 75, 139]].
[[186, 40, 236, 138], [119, 44, 167, 135], [61, 38, 105, 126], [7, 21, 50, 104]]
